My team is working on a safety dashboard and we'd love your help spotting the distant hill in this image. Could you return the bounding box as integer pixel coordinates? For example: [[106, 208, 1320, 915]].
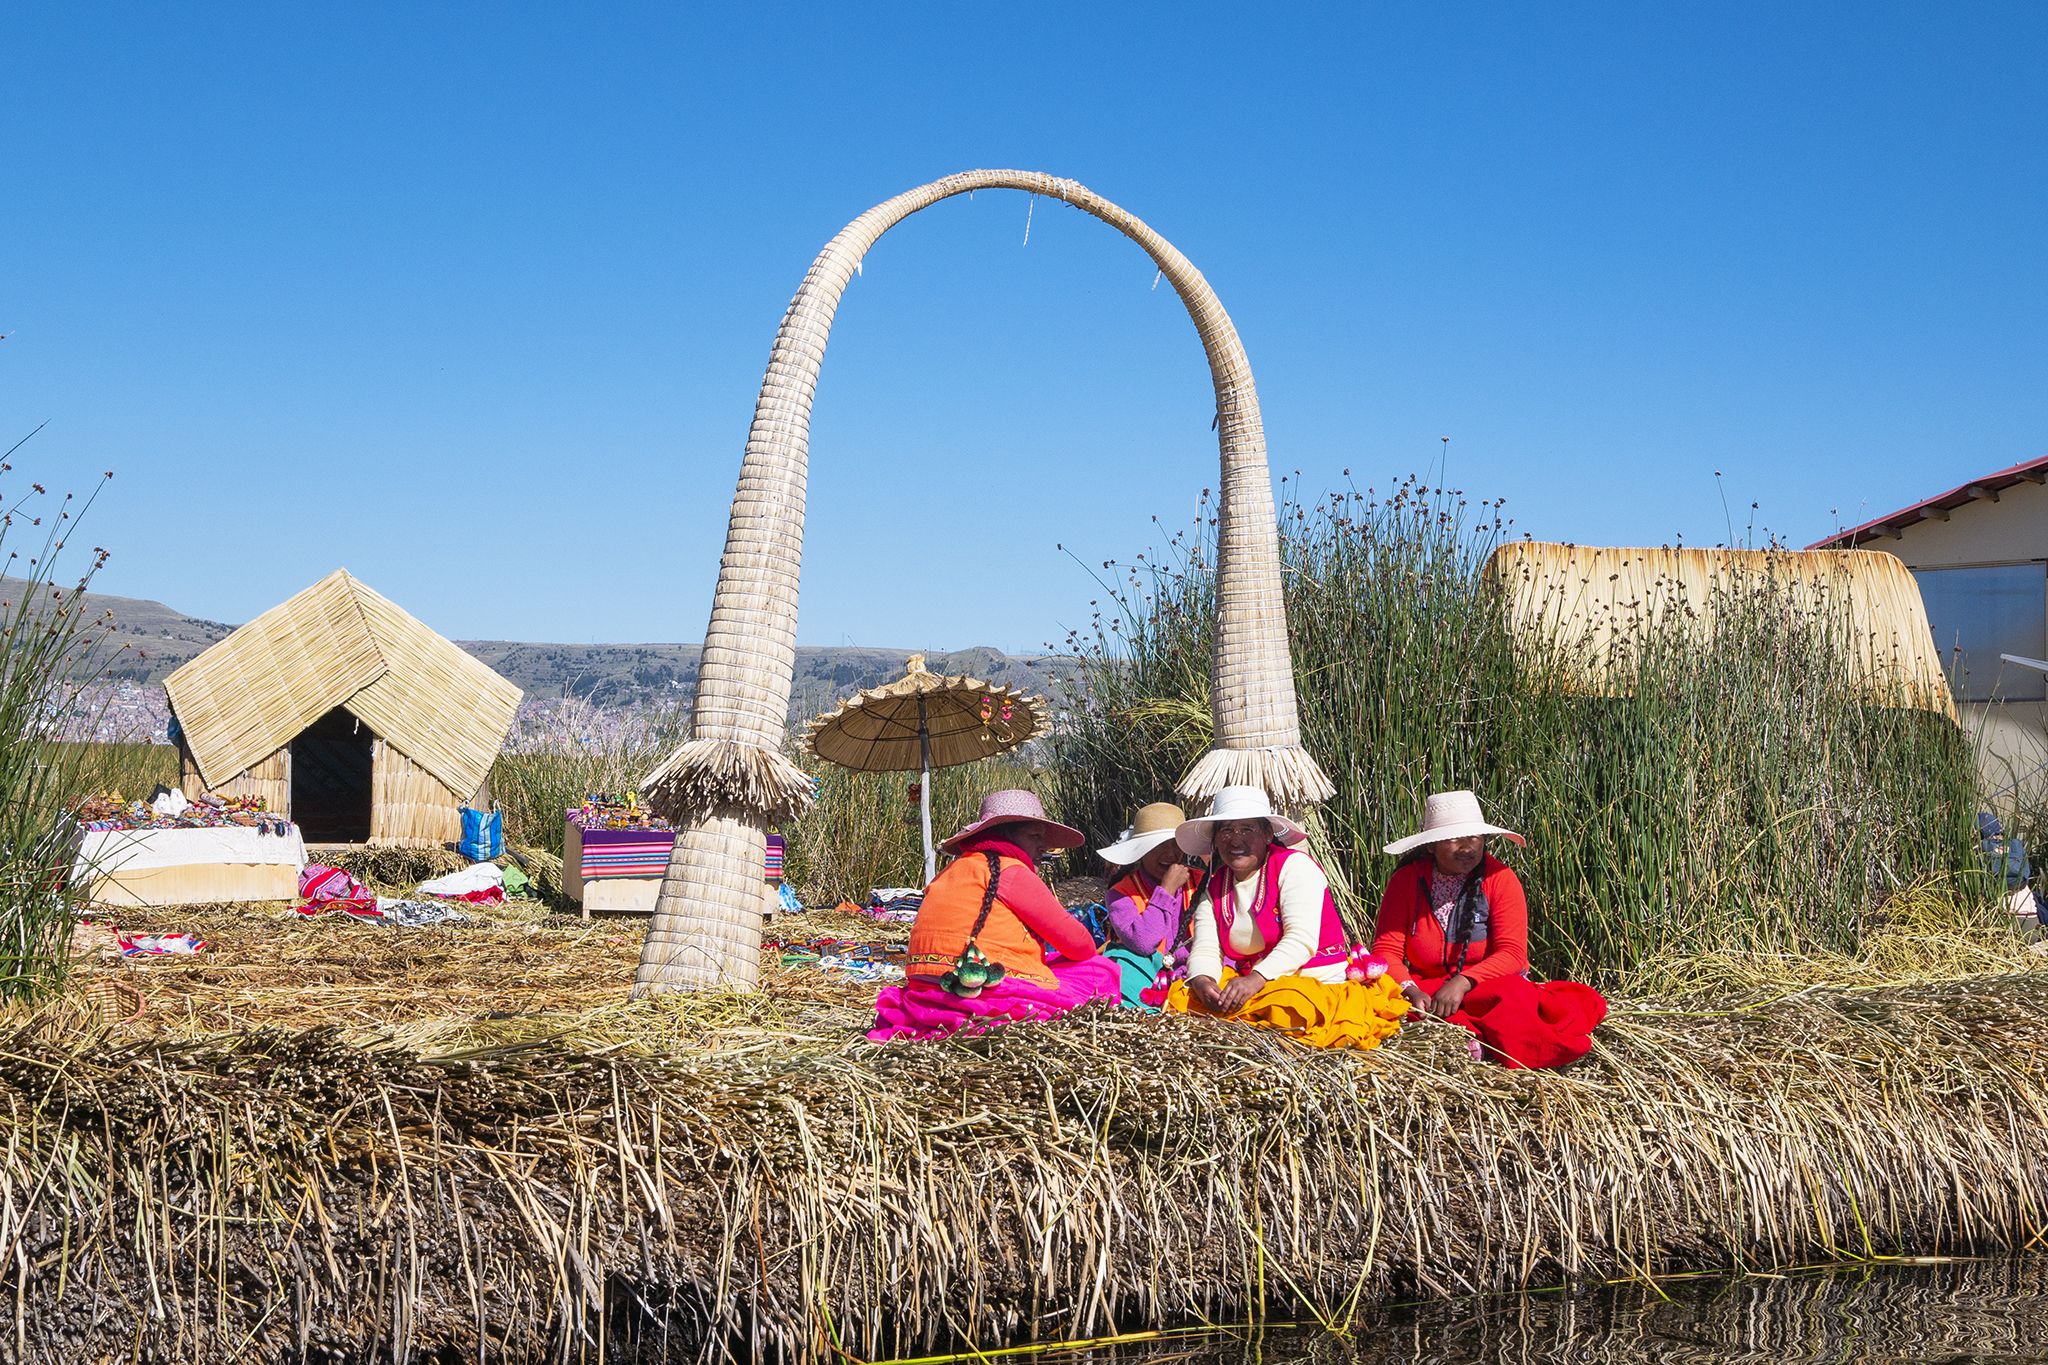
[[61, 582, 1076, 723], [0, 578, 238, 682], [456, 641, 1067, 717]]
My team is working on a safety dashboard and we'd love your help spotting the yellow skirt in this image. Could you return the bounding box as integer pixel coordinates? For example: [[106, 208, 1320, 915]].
[[1164, 968, 1408, 1050]]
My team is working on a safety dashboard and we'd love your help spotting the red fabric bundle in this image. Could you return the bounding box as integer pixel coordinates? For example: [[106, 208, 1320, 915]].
[[299, 864, 369, 903]]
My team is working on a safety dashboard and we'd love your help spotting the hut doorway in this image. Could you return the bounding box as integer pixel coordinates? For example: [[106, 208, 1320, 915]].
[[291, 707, 374, 843]]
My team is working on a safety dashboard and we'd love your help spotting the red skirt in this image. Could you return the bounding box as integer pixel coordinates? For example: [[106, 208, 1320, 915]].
[[1410, 973, 1607, 1070]]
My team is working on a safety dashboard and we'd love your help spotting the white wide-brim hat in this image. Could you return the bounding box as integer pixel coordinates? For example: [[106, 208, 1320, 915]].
[[1174, 785, 1307, 858], [1383, 790, 1526, 858], [1097, 802, 1188, 866]]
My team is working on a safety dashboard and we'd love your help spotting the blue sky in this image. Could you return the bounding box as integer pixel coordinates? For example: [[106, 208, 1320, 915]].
[[3, 4, 2042, 654]]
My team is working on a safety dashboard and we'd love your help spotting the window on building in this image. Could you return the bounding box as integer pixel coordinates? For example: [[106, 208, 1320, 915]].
[[1913, 564, 2048, 702]]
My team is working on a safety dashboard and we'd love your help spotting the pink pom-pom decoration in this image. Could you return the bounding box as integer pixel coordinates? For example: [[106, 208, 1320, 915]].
[[1345, 945, 1392, 982]]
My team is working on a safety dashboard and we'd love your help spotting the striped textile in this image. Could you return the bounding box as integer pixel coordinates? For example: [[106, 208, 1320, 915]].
[[579, 828, 675, 880], [765, 833, 785, 882]]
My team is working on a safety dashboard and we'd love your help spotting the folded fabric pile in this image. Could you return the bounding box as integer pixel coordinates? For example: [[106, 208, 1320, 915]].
[[567, 796, 672, 832], [863, 887, 922, 923], [117, 931, 208, 956], [300, 864, 370, 903], [373, 899, 472, 927], [76, 790, 293, 835], [294, 899, 380, 920], [416, 862, 506, 905]]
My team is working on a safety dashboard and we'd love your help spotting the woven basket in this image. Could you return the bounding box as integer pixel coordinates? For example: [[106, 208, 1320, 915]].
[[635, 170, 1331, 994]]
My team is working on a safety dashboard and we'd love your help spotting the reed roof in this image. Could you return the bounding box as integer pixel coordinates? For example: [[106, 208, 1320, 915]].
[[163, 569, 522, 796], [1486, 543, 1956, 719]]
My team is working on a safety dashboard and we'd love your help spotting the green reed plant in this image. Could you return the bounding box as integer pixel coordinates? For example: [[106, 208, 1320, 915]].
[[59, 742, 179, 799], [0, 460, 125, 997], [780, 755, 1049, 906], [492, 697, 691, 856], [1054, 478, 1982, 984]]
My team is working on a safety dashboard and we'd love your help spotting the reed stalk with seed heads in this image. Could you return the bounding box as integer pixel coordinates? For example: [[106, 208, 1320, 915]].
[[0, 455, 127, 998]]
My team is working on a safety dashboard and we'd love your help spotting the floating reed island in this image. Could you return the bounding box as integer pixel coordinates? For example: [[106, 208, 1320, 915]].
[[6, 168, 2032, 1365], [5, 896, 2046, 1364]]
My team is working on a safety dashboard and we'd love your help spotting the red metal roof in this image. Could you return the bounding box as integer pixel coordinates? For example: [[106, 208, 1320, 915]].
[[1807, 453, 2048, 550]]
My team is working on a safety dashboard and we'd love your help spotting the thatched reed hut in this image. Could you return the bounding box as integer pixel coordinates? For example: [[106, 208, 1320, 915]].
[[163, 569, 521, 847]]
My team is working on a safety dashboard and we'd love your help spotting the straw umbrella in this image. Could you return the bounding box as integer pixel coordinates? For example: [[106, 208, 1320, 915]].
[[635, 170, 1332, 995], [803, 655, 1045, 885]]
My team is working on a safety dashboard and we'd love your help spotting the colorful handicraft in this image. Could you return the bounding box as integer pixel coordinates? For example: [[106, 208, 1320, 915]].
[[941, 942, 1004, 997], [75, 792, 290, 834], [568, 795, 673, 832]]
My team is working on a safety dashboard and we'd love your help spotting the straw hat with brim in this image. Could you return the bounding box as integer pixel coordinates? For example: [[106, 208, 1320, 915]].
[[1173, 786, 1307, 858], [1383, 790, 1526, 858], [1097, 802, 1188, 865], [940, 789, 1085, 854]]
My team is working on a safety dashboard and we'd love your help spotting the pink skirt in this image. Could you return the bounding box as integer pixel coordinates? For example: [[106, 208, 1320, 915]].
[[867, 957, 1122, 1042]]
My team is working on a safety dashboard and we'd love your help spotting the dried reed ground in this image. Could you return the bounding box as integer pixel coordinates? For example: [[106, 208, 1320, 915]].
[[76, 900, 897, 1053], [3, 888, 2045, 1364]]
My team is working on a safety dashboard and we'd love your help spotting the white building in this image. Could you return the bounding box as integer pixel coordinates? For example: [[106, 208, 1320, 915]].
[[1812, 454, 2048, 804]]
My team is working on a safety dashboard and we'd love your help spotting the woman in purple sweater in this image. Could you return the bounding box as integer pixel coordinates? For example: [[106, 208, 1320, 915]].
[[1097, 802, 1201, 1006]]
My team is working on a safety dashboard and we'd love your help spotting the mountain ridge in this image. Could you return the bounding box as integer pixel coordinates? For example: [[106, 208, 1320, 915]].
[[64, 581, 1071, 723]]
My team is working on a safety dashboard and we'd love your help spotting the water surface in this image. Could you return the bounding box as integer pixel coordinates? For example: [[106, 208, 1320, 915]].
[[1068, 1261, 2048, 1365]]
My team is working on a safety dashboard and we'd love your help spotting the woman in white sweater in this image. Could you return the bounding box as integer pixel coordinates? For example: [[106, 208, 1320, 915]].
[[1177, 786, 1352, 1016]]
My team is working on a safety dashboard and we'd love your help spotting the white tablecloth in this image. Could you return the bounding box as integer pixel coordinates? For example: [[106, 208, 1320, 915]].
[[73, 825, 307, 878]]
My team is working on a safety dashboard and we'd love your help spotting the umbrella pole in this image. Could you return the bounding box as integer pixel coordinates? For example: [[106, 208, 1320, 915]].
[[919, 699, 936, 885]]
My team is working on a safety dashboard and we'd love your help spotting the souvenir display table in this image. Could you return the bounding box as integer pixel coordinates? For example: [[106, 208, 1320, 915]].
[[73, 824, 307, 907], [564, 800, 676, 917]]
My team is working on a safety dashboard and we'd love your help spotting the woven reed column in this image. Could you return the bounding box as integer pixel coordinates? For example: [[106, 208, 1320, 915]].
[[636, 169, 1331, 995]]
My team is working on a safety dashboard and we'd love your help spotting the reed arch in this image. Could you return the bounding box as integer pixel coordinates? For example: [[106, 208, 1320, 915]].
[[636, 169, 1333, 993]]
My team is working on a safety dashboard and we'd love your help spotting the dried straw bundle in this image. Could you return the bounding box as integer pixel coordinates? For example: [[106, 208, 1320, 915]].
[[2, 970, 2045, 1363], [641, 170, 1332, 994], [325, 843, 468, 891], [512, 843, 567, 902], [640, 738, 816, 827], [1176, 745, 1342, 813]]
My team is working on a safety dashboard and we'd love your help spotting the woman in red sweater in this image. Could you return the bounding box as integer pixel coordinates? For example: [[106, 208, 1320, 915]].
[[1371, 791, 1605, 1070]]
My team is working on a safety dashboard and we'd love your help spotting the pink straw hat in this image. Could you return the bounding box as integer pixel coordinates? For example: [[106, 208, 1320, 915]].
[[939, 789, 1084, 853], [1383, 790, 1525, 857]]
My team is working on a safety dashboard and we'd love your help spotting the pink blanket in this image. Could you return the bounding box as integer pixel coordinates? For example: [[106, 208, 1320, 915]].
[[868, 957, 1121, 1042]]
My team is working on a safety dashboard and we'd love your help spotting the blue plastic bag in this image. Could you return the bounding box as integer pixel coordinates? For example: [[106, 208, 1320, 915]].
[[460, 808, 503, 862]]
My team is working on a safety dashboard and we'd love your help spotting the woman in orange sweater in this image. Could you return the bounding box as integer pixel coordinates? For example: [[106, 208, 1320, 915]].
[[870, 790, 1119, 1040], [1371, 791, 1605, 1070]]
